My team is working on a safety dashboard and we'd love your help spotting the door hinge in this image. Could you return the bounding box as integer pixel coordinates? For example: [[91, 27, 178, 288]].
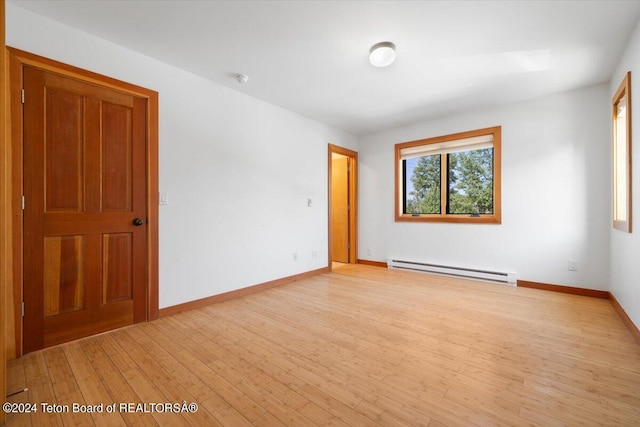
[[347, 204, 351, 211], [21, 89, 25, 104], [21, 195, 25, 210], [21, 302, 25, 317], [347, 243, 351, 249]]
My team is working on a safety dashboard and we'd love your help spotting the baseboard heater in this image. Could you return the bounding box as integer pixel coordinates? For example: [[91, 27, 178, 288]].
[[387, 258, 517, 286]]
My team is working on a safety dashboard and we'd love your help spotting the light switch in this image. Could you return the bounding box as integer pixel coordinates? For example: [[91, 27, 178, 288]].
[[307, 198, 313, 207], [159, 192, 169, 205]]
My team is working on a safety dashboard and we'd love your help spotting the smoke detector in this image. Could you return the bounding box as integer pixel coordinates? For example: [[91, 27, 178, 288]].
[[234, 73, 249, 84]]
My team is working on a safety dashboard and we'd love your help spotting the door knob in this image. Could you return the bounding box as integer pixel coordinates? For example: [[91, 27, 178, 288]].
[[133, 218, 144, 226]]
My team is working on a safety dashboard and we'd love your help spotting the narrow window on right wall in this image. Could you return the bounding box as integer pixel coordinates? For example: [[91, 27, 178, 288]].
[[612, 72, 632, 233]]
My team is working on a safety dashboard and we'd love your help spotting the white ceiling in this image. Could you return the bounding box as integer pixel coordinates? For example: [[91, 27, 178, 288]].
[[10, 0, 640, 135]]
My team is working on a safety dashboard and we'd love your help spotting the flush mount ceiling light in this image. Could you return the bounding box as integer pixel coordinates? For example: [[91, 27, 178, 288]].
[[369, 41, 396, 67]]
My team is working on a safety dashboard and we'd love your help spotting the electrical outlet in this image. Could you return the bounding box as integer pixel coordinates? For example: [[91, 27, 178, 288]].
[[568, 260, 579, 271], [311, 250, 318, 259], [367, 248, 373, 256], [293, 252, 298, 261]]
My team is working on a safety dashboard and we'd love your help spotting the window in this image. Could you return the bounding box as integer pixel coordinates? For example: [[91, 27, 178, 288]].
[[612, 72, 632, 233], [395, 126, 501, 223]]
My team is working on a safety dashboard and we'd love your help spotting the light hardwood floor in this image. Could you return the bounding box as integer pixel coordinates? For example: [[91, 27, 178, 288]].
[[5, 264, 640, 426]]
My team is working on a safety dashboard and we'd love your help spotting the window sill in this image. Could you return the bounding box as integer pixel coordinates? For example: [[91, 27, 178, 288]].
[[395, 214, 501, 224]]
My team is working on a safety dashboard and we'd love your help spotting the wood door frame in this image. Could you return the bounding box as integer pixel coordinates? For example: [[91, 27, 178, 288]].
[[8, 48, 159, 357], [1, 0, 8, 421], [328, 144, 357, 268]]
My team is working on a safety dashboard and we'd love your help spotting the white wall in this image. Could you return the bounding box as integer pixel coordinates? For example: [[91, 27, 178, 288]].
[[610, 20, 640, 328], [358, 84, 611, 290], [7, 4, 358, 308]]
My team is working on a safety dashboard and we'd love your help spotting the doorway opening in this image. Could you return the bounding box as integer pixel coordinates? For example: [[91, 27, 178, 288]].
[[328, 144, 357, 269]]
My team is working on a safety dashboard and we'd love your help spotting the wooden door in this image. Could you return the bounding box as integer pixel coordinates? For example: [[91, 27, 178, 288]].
[[331, 156, 349, 263], [23, 66, 147, 353]]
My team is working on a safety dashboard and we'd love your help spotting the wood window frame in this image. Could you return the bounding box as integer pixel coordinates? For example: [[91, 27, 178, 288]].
[[612, 72, 632, 233], [395, 126, 502, 224]]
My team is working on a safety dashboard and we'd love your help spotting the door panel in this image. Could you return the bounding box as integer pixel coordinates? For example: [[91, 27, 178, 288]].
[[102, 233, 133, 303], [43, 235, 85, 317], [45, 89, 84, 212], [23, 65, 147, 353], [102, 102, 133, 211]]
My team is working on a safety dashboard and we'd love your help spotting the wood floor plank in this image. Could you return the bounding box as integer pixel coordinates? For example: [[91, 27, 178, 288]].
[[295, 383, 377, 426], [206, 358, 318, 426], [62, 342, 127, 427], [353, 398, 419, 426], [42, 346, 93, 426], [4, 359, 33, 427], [16, 353, 60, 427], [6, 264, 640, 426], [126, 325, 224, 405], [119, 368, 188, 426], [80, 338, 160, 427], [175, 327, 336, 425]]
